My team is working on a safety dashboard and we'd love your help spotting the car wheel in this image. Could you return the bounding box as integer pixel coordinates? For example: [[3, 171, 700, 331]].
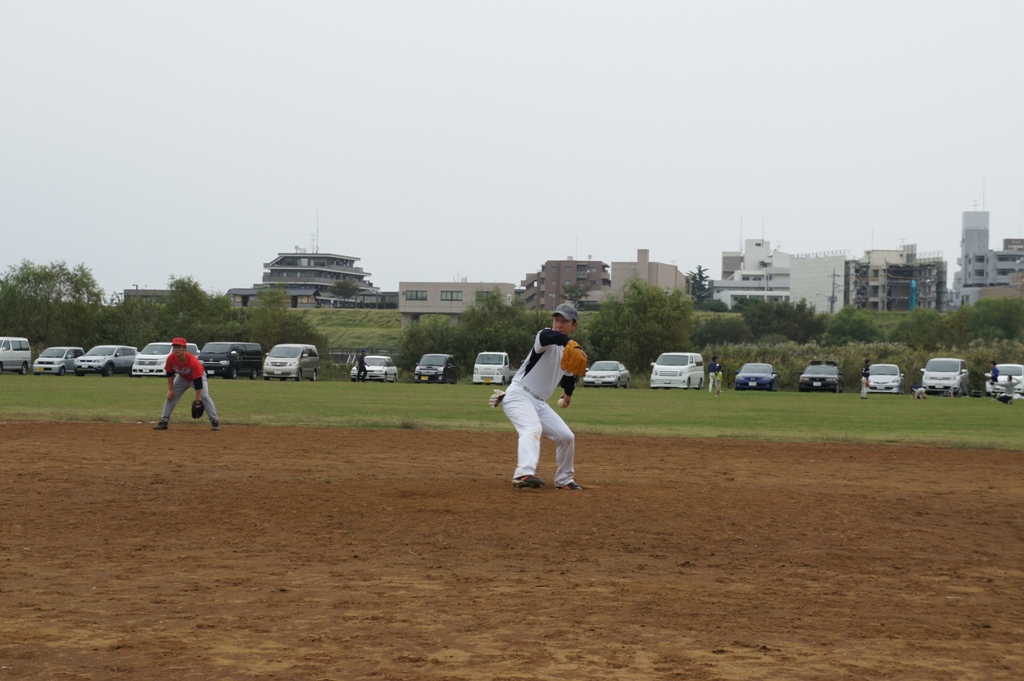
[[698, 377, 704, 390], [264, 376, 270, 381], [310, 368, 318, 382], [0, 363, 4, 374], [57, 365, 66, 376], [624, 378, 630, 389], [228, 367, 238, 380], [772, 380, 779, 392], [295, 369, 303, 382], [102, 363, 114, 378], [19, 362, 29, 375], [75, 370, 85, 377], [250, 368, 259, 380]]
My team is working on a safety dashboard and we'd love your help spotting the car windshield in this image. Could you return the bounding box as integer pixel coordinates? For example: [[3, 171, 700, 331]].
[[39, 348, 67, 358], [420, 355, 446, 366], [803, 365, 836, 376], [476, 354, 503, 365], [925, 359, 960, 372], [86, 346, 117, 356], [202, 343, 232, 353], [656, 354, 690, 366], [591, 361, 618, 371], [870, 365, 899, 376], [739, 363, 770, 373], [997, 364, 1023, 377], [366, 357, 387, 366], [269, 346, 302, 358], [141, 343, 172, 355]]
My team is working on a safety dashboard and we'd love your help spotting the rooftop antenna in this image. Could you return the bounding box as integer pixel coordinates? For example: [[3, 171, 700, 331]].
[[312, 211, 320, 253]]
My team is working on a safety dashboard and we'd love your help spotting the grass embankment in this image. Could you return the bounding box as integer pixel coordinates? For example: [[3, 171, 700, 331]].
[[2, 374, 1021, 451], [296, 308, 403, 349]]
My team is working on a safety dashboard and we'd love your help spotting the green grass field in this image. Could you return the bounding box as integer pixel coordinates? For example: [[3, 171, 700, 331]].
[[2, 373, 1020, 451]]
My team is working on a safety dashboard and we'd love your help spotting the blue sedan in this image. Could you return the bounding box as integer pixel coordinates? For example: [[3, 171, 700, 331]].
[[734, 363, 780, 391]]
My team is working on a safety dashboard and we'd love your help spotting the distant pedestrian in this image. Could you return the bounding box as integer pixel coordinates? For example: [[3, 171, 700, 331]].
[[356, 349, 368, 382], [708, 356, 723, 396], [860, 358, 871, 399]]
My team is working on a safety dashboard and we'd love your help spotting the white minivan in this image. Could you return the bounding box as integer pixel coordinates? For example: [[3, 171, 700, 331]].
[[0, 336, 32, 375], [650, 352, 705, 389], [473, 351, 515, 385]]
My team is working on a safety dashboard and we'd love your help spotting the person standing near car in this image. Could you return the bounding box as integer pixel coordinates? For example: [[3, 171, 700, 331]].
[[154, 337, 220, 431], [861, 358, 871, 399], [708, 356, 721, 396], [356, 349, 368, 382]]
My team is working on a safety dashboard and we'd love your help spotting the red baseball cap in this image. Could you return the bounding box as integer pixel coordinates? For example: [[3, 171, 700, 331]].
[[171, 337, 187, 347]]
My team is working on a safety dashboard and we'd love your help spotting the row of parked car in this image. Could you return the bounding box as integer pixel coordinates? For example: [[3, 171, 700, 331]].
[[1, 336, 322, 381]]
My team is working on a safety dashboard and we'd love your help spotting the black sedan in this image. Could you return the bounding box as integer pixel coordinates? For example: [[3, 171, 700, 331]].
[[734, 363, 779, 391], [798, 361, 844, 393]]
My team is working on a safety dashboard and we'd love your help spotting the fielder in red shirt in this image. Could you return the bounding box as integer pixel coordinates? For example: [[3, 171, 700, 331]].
[[153, 337, 220, 431]]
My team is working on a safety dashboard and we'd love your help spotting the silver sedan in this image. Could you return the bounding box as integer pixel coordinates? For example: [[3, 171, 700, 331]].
[[583, 361, 630, 388]]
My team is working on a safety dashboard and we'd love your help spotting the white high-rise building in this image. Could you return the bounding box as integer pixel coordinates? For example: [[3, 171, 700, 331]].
[[952, 210, 1024, 307]]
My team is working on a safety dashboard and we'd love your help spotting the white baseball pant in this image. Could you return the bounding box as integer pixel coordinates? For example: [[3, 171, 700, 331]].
[[501, 386, 575, 486]]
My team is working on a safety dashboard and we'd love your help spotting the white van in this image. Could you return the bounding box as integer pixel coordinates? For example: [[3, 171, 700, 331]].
[[473, 351, 515, 385], [0, 336, 32, 375], [650, 352, 705, 389], [920, 357, 970, 396], [132, 341, 200, 377]]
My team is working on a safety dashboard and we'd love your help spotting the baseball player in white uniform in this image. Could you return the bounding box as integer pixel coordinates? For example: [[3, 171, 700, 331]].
[[500, 304, 584, 490]]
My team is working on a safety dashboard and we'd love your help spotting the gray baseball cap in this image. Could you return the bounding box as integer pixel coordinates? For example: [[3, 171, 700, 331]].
[[552, 303, 578, 322]]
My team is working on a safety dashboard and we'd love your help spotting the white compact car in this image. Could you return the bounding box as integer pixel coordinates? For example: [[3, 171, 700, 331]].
[[583, 361, 630, 388], [985, 363, 1024, 396], [866, 363, 904, 394], [132, 342, 199, 377], [350, 355, 398, 382], [920, 357, 969, 396]]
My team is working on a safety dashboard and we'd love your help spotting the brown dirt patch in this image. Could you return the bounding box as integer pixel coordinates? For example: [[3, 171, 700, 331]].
[[1, 421, 1023, 680]]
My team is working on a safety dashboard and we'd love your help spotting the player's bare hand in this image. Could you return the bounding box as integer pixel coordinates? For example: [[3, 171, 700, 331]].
[[166, 391, 175, 401], [558, 394, 571, 408]]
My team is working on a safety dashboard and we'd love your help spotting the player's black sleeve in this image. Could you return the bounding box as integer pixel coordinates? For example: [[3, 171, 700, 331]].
[[538, 328, 570, 347], [192, 377, 203, 390], [560, 374, 577, 396]]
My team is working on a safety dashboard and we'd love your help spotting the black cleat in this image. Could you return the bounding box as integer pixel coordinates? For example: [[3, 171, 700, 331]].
[[512, 474, 545, 489], [556, 481, 584, 490], [153, 420, 168, 430], [211, 420, 220, 431]]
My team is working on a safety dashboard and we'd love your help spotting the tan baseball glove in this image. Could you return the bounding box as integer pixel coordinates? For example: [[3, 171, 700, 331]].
[[560, 340, 588, 376]]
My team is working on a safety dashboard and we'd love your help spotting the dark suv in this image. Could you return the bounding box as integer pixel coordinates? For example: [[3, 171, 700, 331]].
[[414, 354, 458, 384], [199, 342, 264, 380], [798, 360, 844, 393]]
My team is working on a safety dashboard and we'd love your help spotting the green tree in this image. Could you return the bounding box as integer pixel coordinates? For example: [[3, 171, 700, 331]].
[[561, 282, 593, 309], [739, 300, 827, 344], [822, 305, 880, 345], [687, 265, 712, 309], [331, 279, 361, 306], [396, 315, 459, 372], [585, 279, 694, 374], [889, 308, 946, 351], [0, 260, 104, 347], [692, 314, 753, 348], [970, 298, 1024, 340]]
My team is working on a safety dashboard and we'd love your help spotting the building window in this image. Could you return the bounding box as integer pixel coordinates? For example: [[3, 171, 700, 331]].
[[441, 290, 463, 301], [405, 290, 427, 301], [974, 270, 985, 277]]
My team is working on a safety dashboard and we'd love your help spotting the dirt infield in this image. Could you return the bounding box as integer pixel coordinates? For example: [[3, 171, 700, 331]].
[[2, 422, 1023, 680]]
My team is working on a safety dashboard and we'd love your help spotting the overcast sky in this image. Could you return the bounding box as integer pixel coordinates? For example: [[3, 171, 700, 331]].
[[2, 1, 1022, 298]]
